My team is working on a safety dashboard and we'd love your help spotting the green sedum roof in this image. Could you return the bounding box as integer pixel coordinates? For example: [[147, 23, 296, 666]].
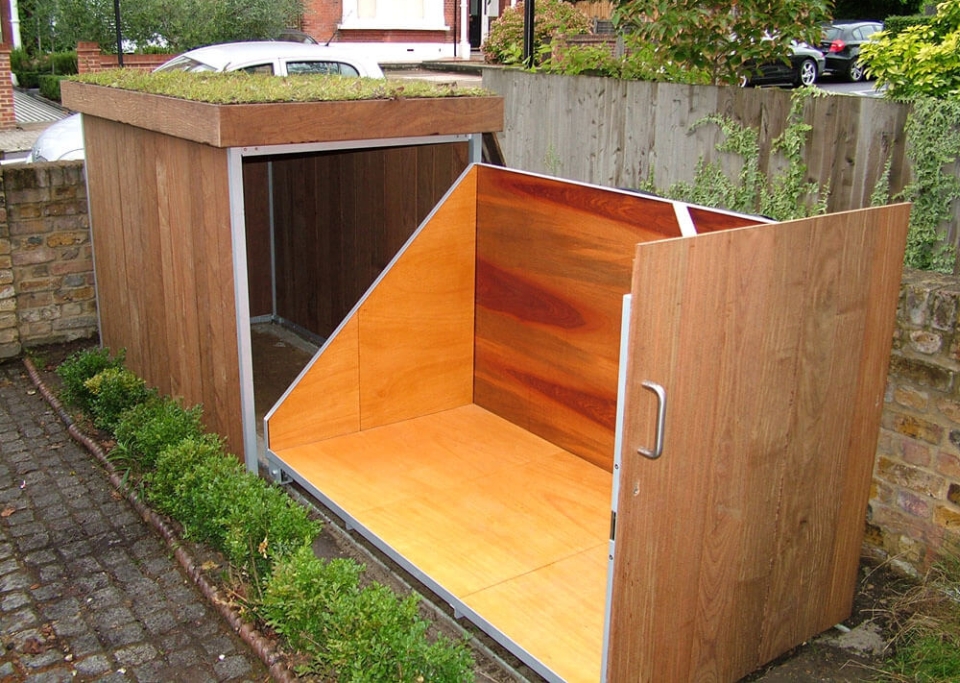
[[72, 69, 492, 104]]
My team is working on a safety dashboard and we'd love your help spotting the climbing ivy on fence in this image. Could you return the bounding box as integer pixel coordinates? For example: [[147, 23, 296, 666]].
[[896, 98, 960, 273], [636, 89, 960, 273], [638, 89, 829, 222]]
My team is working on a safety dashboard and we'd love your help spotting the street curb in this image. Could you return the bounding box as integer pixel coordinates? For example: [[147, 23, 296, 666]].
[[22, 356, 295, 683]]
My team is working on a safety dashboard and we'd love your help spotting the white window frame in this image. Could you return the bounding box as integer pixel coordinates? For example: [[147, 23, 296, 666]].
[[340, 0, 448, 30]]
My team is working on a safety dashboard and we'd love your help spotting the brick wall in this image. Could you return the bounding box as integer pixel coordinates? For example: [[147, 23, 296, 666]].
[[76, 42, 171, 74], [870, 268, 960, 574], [0, 161, 97, 357], [0, 44, 15, 130]]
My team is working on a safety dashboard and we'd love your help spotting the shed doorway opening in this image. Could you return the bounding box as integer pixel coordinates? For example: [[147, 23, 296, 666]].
[[239, 142, 472, 439]]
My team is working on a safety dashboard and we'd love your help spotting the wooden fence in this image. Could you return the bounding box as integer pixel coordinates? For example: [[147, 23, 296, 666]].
[[481, 70, 960, 256]]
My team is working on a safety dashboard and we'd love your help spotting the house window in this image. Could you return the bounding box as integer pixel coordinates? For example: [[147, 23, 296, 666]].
[[341, 0, 446, 30]]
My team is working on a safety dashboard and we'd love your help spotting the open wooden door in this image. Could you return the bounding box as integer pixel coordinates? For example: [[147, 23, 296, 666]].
[[604, 205, 909, 682]]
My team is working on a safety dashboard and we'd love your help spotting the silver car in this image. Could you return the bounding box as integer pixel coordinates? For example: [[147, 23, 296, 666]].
[[27, 42, 384, 162]]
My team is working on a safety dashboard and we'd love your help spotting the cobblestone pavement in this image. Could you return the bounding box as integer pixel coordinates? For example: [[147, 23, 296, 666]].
[[0, 362, 271, 682]]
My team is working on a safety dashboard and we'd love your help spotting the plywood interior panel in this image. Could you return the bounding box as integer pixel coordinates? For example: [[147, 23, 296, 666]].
[[270, 143, 469, 339], [266, 167, 477, 448], [474, 167, 684, 472], [267, 316, 361, 452], [273, 404, 610, 683], [607, 205, 909, 682], [358, 172, 476, 429], [82, 116, 244, 454]]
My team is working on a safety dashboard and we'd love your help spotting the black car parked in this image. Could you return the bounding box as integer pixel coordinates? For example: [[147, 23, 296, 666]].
[[743, 41, 825, 87], [820, 20, 883, 82]]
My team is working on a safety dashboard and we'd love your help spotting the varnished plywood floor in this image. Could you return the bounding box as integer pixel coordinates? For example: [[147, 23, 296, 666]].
[[273, 404, 612, 683]]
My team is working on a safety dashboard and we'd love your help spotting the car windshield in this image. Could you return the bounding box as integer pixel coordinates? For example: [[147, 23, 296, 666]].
[[154, 56, 217, 73]]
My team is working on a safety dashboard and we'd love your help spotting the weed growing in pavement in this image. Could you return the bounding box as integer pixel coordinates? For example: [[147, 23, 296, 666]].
[[55, 347, 476, 681]]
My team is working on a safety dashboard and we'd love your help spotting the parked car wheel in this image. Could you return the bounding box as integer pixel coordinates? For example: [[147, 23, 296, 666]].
[[848, 60, 865, 82], [796, 58, 818, 86]]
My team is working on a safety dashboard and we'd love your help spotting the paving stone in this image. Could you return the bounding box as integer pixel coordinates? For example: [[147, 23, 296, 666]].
[[0, 364, 268, 682], [21, 669, 75, 683], [0, 606, 39, 634], [74, 653, 112, 676], [114, 642, 159, 667], [1, 589, 29, 610]]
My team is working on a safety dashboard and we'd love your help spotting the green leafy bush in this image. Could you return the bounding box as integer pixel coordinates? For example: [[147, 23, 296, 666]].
[[146, 436, 244, 545], [56, 347, 126, 415], [147, 437, 320, 583], [262, 547, 475, 681], [542, 44, 621, 77], [883, 13, 933, 37], [84, 367, 154, 431], [220, 472, 321, 582], [38, 75, 66, 102], [49, 51, 78, 75], [10, 47, 29, 74], [114, 396, 205, 468], [860, 0, 960, 100], [483, 0, 591, 66]]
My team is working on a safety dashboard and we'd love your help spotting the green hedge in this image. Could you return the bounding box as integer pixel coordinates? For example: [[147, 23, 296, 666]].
[[55, 347, 476, 681], [883, 14, 932, 36]]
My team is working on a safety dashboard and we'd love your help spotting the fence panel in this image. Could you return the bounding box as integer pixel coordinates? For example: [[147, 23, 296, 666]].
[[484, 70, 923, 230]]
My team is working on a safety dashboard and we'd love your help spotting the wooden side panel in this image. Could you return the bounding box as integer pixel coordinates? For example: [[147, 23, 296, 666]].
[[474, 166, 683, 472], [83, 116, 244, 454], [267, 167, 478, 448], [83, 117, 128, 363], [242, 159, 273, 317], [271, 143, 469, 339], [606, 205, 909, 682]]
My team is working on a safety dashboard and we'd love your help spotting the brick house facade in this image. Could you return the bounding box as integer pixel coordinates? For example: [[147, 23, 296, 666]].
[[301, 0, 512, 60]]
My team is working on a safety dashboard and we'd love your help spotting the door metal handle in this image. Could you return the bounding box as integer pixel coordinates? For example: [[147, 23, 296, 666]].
[[637, 381, 666, 459]]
